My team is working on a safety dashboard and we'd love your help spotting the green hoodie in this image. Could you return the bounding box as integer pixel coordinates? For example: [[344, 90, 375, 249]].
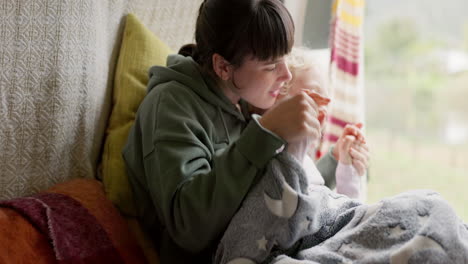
[[122, 54, 338, 263]]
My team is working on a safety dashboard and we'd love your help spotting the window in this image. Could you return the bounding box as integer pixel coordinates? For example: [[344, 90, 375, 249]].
[[365, 0, 468, 220]]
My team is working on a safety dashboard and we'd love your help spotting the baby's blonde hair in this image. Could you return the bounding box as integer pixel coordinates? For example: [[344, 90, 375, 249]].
[[282, 47, 328, 95]]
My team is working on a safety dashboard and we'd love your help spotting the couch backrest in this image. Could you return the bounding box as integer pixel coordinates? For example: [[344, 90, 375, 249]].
[[0, 0, 202, 199]]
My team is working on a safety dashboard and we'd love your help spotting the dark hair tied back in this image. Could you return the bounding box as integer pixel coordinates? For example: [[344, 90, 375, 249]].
[[178, 44, 198, 59]]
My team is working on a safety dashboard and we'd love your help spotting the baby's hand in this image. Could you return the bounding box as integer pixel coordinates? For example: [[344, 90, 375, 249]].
[[349, 139, 369, 176], [333, 123, 366, 159], [338, 134, 369, 177]]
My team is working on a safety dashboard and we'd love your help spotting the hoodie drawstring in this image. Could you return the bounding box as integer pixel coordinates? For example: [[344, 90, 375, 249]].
[[218, 106, 231, 145]]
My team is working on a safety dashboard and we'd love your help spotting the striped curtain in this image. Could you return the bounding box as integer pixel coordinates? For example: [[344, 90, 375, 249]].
[[316, 0, 366, 159]]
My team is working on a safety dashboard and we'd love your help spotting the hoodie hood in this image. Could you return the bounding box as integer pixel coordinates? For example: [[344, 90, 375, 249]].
[[147, 54, 245, 120]]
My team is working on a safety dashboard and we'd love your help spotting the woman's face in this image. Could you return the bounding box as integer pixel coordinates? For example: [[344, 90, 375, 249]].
[[223, 56, 293, 109]]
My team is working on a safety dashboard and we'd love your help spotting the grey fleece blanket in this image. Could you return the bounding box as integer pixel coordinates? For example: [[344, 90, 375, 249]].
[[214, 152, 468, 264]]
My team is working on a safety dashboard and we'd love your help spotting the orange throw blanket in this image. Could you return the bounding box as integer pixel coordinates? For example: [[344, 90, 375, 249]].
[[0, 179, 147, 264]]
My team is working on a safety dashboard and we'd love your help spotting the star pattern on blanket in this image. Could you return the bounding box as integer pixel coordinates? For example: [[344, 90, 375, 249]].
[[418, 213, 430, 227], [388, 224, 406, 238], [337, 240, 353, 255], [257, 236, 268, 251], [299, 217, 311, 231]]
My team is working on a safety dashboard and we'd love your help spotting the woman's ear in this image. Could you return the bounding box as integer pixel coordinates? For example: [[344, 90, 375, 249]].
[[212, 53, 233, 81]]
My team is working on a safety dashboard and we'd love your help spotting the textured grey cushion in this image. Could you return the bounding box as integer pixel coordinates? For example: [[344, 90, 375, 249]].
[[0, 0, 202, 199]]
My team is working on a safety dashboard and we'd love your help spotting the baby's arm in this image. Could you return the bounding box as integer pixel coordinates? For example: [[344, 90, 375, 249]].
[[336, 162, 361, 199], [335, 136, 363, 199]]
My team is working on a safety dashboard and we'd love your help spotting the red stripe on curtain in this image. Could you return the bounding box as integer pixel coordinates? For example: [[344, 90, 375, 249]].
[[328, 115, 352, 128], [323, 133, 339, 142], [332, 52, 359, 76]]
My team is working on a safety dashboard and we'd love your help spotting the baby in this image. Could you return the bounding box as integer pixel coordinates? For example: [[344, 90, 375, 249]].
[[278, 47, 365, 199]]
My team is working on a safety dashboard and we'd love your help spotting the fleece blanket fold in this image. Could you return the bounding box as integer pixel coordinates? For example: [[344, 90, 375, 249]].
[[215, 153, 468, 264]]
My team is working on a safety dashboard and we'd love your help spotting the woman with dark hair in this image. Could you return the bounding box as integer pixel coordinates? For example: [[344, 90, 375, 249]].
[[123, 0, 337, 262]]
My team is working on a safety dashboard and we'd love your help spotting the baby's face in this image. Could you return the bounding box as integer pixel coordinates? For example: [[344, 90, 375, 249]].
[[277, 67, 329, 127], [285, 67, 328, 97]]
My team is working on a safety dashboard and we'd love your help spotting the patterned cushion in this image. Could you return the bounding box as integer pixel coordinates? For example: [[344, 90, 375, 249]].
[[101, 13, 172, 216], [0, 0, 202, 199]]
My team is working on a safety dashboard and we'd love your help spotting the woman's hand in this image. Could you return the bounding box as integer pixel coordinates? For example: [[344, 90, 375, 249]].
[[259, 91, 329, 144], [333, 123, 370, 175]]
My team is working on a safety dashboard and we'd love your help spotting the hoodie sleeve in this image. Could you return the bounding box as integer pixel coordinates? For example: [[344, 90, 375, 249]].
[[143, 92, 285, 253]]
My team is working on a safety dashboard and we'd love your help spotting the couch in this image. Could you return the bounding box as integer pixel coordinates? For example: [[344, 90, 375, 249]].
[[0, 0, 204, 263]]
